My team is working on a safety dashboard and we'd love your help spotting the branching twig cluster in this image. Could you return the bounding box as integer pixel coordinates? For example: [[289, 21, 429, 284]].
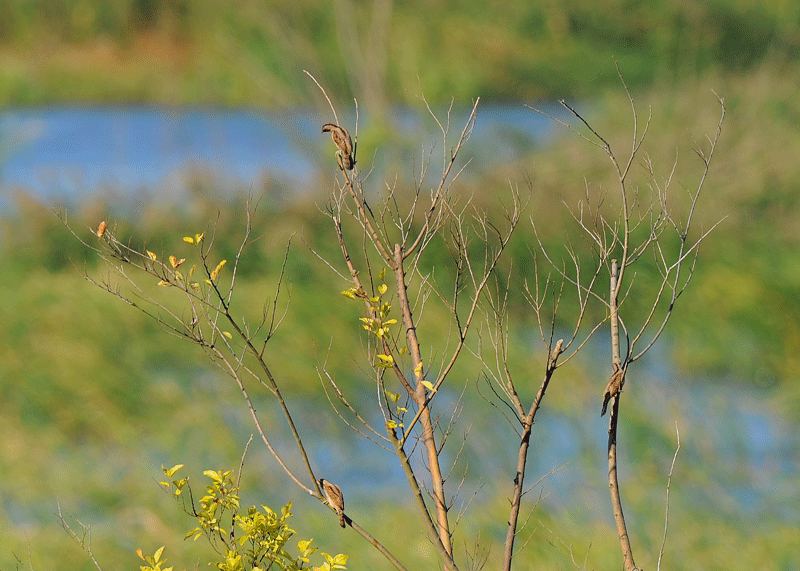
[[520, 63, 725, 570], [60, 67, 724, 571]]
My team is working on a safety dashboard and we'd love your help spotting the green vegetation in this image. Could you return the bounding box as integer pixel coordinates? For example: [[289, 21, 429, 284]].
[[150, 465, 347, 571], [0, 0, 797, 106]]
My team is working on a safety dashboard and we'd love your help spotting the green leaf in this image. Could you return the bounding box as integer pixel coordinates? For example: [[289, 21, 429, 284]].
[[379, 267, 386, 281]]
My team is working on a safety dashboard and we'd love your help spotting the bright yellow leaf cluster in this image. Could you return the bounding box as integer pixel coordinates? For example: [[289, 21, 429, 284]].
[[183, 232, 205, 245]]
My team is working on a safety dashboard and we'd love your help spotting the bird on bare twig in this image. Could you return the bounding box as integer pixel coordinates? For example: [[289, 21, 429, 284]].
[[319, 478, 346, 528], [321, 123, 355, 171], [601, 362, 626, 417]]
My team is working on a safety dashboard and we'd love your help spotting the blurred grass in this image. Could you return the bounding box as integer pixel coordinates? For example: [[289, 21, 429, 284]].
[[0, 0, 797, 106]]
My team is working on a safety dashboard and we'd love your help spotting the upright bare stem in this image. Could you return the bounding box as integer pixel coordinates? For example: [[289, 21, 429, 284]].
[[608, 260, 637, 571]]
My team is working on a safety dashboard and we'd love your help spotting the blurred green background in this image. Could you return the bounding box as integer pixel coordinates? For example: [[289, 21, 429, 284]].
[[1, 1, 799, 569]]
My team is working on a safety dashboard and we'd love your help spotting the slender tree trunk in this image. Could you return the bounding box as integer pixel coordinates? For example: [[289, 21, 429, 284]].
[[393, 244, 453, 557], [501, 340, 562, 571], [608, 259, 638, 571]]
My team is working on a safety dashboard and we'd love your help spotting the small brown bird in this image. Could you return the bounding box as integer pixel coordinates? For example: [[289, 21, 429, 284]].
[[601, 362, 626, 417], [321, 123, 355, 170], [319, 478, 346, 528]]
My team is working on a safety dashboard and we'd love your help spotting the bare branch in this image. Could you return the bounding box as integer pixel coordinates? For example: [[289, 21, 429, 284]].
[[658, 423, 682, 571]]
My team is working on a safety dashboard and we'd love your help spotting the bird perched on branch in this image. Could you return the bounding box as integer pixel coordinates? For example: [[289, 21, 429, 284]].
[[601, 362, 626, 417], [319, 478, 346, 528], [322, 123, 355, 171]]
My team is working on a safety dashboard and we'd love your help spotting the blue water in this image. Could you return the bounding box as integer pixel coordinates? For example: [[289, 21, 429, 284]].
[[0, 104, 560, 207], [0, 107, 316, 204]]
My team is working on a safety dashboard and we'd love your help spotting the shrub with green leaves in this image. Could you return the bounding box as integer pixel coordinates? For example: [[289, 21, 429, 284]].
[[153, 465, 348, 571]]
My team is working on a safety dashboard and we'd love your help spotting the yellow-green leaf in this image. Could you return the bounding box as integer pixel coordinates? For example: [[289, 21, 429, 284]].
[[195, 232, 205, 244], [377, 354, 394, 363], [414, 361, 424, 376], [147, 250, 157, 260], [341, 290, 356, 300], [379, 267, 386, 281], [211, 259, 227, 281], [222, 331, 232, 339], [183, 236, 195, 245], [421, 380, 435, 392], [157, 279, 169, 286], [378, 283, 388, 295], [163, 464, 184, 477]]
